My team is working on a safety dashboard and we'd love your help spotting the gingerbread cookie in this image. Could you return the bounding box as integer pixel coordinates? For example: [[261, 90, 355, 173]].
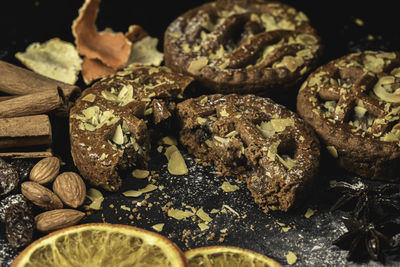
[[177, 94, 320, 212], [164, 0, 322, 95], [297, 51, 400, 182], [69, 65, 194, 191]]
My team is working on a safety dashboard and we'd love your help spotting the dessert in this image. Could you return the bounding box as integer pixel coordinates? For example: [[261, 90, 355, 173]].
[[297, 50, 400, 182], [164, 0, 322, 95], [177, 94, 320, 212], [69, 65, 194, 191]]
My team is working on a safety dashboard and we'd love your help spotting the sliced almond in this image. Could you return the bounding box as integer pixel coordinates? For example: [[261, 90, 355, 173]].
[[131, 169, 150, 179], [373, 76, 400, 103], [164, 146, 188, 175]]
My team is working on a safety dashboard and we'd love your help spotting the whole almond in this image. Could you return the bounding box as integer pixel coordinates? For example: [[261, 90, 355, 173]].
[[35, 209, 85, 232], [21, 181, 63, 210], [53, 172, 86, 208], [29, 157, 60, 184]]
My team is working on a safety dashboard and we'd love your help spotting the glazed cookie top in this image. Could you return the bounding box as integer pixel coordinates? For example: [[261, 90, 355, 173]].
[[69, 65, 194, 190], [297, 51, 400, 158], [164, 0, 321, 95]]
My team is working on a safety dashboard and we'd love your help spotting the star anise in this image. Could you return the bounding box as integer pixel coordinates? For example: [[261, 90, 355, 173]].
[[333, 216, 390, 261], [330, 177, 400, 262], [329, 177, 400, 221]]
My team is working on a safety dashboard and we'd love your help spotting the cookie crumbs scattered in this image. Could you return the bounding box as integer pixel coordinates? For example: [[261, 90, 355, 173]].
[[182, 229, 191, 240], [207, 233, 216, 241], [151, 171, 160, 179], [162, 202, 173, 212]]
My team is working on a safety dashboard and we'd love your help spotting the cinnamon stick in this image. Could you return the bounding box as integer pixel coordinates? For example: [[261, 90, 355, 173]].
[[0, 96, 15, 102], [0, 115, 52, 149], [0, 151, 53, 159], [0, 90, 63, 118], [0, 60, 81, 102]]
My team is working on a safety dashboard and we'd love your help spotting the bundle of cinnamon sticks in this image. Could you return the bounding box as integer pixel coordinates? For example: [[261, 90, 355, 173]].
[[0, 60, 81, 158]]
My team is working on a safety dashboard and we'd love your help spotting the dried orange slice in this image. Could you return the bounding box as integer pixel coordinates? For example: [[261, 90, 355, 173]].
[[185, 246, 282, 267], [11, 223, 188, 267]]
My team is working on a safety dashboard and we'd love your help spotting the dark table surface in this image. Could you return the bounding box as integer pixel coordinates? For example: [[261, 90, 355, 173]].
[[1, 1, 400, 266]]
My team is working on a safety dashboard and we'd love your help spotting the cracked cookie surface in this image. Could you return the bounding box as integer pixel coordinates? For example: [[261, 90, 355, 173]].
[[177, 94, 320, 212], [69, 65, 194, 191]]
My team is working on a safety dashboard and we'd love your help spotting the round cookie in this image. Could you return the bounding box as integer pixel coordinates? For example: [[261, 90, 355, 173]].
[[297, 51, 400, 182], [69, 65, 194, 191], [177, 94, 320, 212], [164, 0, 322, 95]]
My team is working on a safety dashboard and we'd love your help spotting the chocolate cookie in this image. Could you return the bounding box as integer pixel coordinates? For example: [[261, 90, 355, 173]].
[[297, 51, 400, 182], [69, 65, 194, 191], [164, 0, 322, 95], [177, 94, 320, 212]]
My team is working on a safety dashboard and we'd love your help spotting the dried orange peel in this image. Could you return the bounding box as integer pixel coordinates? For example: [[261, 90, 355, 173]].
[[125, 24, 148, 43], [81, 57, 117, 84], [72, 0, 163, 84], [72, 0, 132, 70]]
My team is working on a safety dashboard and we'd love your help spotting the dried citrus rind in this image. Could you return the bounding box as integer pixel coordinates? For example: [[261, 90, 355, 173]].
[[72, 0, 132, 69], [185, 246, 282, 267], [81, 57, 117, 84], [11, 223, 188, 267], [15, 37, 82, 84], [125, 24, 148, 43]]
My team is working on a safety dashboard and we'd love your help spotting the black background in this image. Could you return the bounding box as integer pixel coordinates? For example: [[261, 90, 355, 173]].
[[1, 1, 400, 266]]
